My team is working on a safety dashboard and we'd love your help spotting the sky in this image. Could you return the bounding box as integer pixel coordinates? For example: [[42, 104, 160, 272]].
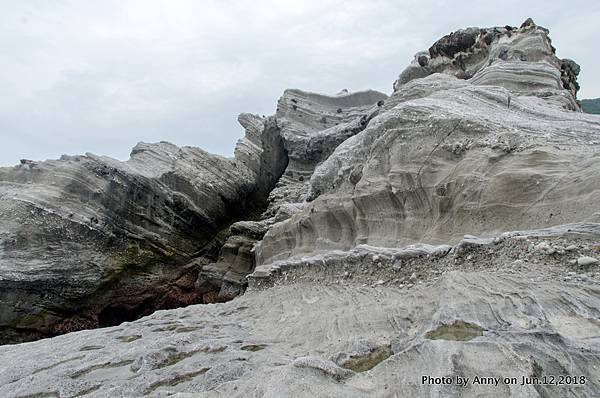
[[1, 0, 599, 166]]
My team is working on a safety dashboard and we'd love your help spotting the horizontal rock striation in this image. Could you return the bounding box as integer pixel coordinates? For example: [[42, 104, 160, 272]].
[[266, 88, 388, 213], [0, 115, 286, 343], [195, 89, 388, 300], [1, 222, 599, 396], [256, 20, 600, 265], [395, 20, 579, 110]]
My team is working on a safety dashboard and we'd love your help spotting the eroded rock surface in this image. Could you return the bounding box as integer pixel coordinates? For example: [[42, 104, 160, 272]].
[[196, 88, 387, 299], [395, 20, 579, 108], [1, 224, 599, 397], [256, 20, 600, 265], [1, 17, 600, 398], [0, 115, 286, 343]]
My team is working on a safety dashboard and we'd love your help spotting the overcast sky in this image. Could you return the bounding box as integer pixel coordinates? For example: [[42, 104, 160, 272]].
[[1, 1, 599, 166]]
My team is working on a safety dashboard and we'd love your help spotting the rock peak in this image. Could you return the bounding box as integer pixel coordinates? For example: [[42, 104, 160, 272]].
[[520, 17, 536, 28], [395, 20, 581, 110]]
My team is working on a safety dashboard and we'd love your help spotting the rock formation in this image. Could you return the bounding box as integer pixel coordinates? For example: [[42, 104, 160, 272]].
[[257, 19, 599, 264], [196, 88, 387, 301], [0, 116, 286, 343], [2, 224, 600, 397], [1, 18, 600, 397]]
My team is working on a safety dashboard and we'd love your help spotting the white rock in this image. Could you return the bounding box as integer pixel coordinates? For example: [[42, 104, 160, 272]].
[[577, 256, 599, 266]]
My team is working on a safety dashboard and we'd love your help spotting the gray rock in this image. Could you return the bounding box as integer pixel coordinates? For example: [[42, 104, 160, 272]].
[[577, 256, 599, 266], [428, 27, 479, 58], [257, 24, 598, 264], [1, 251, 600, 396], [0, 115, 286, 343], [520, 17, 536, 28], [1, 19, 600, 398], [293, 356, 355, 380], [393, 21, 579, 111], [417, 54, 429, 67]]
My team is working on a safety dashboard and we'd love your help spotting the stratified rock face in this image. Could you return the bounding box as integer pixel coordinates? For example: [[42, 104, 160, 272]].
[[1, 224, 599, 397], [256, 21, 600, 265], [394, 21, 579, 110], [1, 18, 600, 398], [0, 116, 286, 343], [195, 220, 269, 302], [195, 89, 387, 299]]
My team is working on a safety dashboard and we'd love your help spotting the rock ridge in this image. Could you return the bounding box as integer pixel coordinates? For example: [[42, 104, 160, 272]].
[[0, 18, 600, 398], [0, 114, 286, 343]]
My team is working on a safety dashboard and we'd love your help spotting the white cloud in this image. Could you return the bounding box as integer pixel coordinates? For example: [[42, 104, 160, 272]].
[[0, 0, 598, 165]]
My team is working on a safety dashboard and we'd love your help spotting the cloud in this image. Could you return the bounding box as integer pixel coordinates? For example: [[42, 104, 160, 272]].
[[1, 0, 598, 166]]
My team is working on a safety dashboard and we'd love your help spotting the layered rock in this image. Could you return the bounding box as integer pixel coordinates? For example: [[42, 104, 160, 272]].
[[195, 220, 269, 302], [1, 17, 600, 398], [196, 89, 387, 299], [266, 88, 388, 214], [394, 20, 579, 110], [0, 115, 286, 344], [256, 20, 600, 265], [1, 223, 599, 397]]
